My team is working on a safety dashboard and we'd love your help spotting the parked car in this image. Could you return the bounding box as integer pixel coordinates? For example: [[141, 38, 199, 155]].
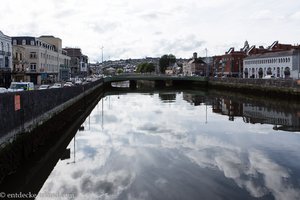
[[49, 83, 62, 89], [8, 82, 34, 92], [63, 82, 73, 87], [75, 80, 82, 85], [262, 75, 275, 79], [0, 87, 7, 93], [38, 84, 50, 90], [65, 81, 74, 85]]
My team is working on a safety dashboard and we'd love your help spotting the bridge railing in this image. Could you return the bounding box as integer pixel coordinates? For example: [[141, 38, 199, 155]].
[[103, 74, 208, 82]]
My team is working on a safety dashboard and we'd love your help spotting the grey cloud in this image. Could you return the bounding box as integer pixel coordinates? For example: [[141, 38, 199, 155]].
[[187, 144, 300, 200], [81, 176, 94, 193], [72, 170, 84, 179], [139, 10, 171, 20], [141, 13, 159, 20], [158, 35, 206, 54], [94, 180, 114, 195], [82, 170, 134, 197], [82, 146, 98, 159], [104, 114, 119, 123], [138, 124, 159, 132], [155, 178, 168, 188], [54, 8, 76, 19], [154, 109, 162, 114], [89, 21, 120, 34], [80, 176, 115, 196], [138, 124, 180, 136], [57, 184, 79, 198]]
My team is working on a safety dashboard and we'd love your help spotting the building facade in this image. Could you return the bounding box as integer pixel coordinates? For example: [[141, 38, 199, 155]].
[[183, 52, 207, 76], [11, 35, 70, 84], [63, 48, 88, 78], [213, 45, 247, 78], [12, 45, 27, 82], [0, 31, 12, 87], [243, 49, 300, 79]]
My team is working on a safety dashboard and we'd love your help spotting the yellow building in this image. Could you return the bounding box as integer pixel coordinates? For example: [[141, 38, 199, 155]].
[[12, 35, 71, 84]]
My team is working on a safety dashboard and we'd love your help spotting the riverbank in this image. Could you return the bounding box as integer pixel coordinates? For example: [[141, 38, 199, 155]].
[[208, 77, 300, 99], [0, 80, 105, 185]]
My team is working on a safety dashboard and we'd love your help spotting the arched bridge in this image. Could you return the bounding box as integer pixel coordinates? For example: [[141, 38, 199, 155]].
[[103, 74, 208, 88]]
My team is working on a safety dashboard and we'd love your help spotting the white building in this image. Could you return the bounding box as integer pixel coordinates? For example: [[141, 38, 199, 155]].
[[0, 31, 12, 87], [242, 104, 300, 131], [243, 49, 300, 79]]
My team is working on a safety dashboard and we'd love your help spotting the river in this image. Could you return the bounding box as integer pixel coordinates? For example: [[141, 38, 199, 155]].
[[36, 89, 300, 200]]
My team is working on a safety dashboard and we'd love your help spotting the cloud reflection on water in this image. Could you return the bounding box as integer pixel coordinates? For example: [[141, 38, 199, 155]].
[[37, 93, 300, 200]]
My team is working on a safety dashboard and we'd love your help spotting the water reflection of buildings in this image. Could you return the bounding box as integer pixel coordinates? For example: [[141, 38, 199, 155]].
[[183, 93, 207, 106], [159, 93, 177, 103], [243, 104, 300, 132], [183, 93, 300, 132], [212, 98, 243, 121]]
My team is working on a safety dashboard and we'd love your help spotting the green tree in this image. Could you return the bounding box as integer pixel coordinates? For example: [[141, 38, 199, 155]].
[[136, 63, 155, 73], [145, 63, 155, 73], [116, 68, 123, 74], [168, 54, 176, 64], [159, 54, 176, 73]]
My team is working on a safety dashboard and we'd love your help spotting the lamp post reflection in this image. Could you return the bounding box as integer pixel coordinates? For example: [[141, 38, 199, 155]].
[[67, 135, 76, 165]]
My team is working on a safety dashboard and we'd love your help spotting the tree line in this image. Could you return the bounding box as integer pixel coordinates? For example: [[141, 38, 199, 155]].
[[136, 54, 177, 74]]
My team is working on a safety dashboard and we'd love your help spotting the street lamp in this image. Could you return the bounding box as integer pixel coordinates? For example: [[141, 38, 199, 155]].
[[205, 48, 209, 77], [298, 47, 300, 79], [100, 45, 104, 64]]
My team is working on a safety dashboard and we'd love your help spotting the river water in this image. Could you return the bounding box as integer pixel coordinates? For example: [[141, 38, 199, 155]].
[[37, 89, 300, 200]]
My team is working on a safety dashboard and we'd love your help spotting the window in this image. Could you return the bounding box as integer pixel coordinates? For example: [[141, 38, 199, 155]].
[[284, 67, 291, 76], [22, 39, 26, 45], [30, 52, 37, 59], [13, 40, 17, 45], [30, 40, 35, 45], [30, 63, 36, 71], [5, 57, 9, 67]]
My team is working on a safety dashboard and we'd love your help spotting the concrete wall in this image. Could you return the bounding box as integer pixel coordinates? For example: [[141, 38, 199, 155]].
[[0, 79, 104, 185], [0, 79, 103, 145], [209, 78, 300, 97]]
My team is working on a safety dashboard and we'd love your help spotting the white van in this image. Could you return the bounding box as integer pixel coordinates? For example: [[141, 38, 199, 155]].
[[262, 75, 275, 79], [8, 82, 34, 92]]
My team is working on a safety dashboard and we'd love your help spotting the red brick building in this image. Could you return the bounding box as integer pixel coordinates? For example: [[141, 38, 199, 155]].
[[213, 45, 247, 78], [247, 41, 296, 55]]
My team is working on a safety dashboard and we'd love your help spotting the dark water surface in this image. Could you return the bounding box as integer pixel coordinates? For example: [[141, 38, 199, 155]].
[[37, 90, 300, 200]]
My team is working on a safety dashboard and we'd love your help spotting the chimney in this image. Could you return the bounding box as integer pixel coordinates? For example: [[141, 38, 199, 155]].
[[193, 52, 197, 59]]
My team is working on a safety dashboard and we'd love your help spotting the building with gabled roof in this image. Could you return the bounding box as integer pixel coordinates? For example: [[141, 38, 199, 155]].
[[183, 52, 207, 76], [212, 42, 248, 77]]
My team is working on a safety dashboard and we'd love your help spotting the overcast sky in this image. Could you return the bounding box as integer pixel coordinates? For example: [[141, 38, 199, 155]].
[[1, 0, 300, 62]]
